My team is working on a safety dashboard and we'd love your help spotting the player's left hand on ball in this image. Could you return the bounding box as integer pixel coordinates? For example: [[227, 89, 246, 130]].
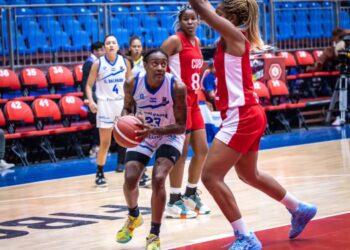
[[135, 123, 152, 139]]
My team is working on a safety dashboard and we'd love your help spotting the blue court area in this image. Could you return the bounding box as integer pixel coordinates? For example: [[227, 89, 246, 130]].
[[1, 125, 350, 188]]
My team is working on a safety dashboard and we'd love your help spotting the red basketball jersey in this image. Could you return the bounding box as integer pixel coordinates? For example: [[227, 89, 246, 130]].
[[214, 39, 258, 111], [168, 32, 203, 98]]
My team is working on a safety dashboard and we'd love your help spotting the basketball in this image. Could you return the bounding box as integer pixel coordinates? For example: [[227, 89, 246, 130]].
[[113, 115, 143, 148]]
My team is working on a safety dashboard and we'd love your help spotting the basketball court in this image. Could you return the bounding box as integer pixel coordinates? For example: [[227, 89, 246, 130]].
[[1, 125, 350, 249]]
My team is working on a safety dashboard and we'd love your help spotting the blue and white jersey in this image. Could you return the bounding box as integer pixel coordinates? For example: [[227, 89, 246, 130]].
[[96, 54, 127, 101], [133, 71, 177, 146]]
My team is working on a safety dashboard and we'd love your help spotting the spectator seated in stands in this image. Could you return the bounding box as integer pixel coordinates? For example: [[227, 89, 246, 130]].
[[201, 59, 216, 111], [307, 28, 350, 72]]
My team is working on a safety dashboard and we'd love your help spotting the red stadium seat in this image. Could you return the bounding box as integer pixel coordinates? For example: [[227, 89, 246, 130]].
[[21, 67, 47, 89], [0, 108, 6, 128], [59, 95, 88, 119], [20, 67, 62, 100], [48, 65, 74, 87], [267, 80, 307, 131], [32, 98, 62, 126], [277, 51, 297, 67], [5, 100, 34, 125], [59, 95, 93, 158], [253, 81, 270, 100], [73, 64, 83, 84], [0, 68, 27, 100], [0, 68, 20, 91], [295, 51, 315, 66]]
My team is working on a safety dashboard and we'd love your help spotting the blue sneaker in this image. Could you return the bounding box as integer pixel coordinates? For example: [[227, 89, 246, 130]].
[[229, 231, 262, 250], [288, 202, 317, 239]]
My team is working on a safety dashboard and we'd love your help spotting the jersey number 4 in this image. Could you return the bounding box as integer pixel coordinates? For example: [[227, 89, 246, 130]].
[[113, 85, 119, 94]]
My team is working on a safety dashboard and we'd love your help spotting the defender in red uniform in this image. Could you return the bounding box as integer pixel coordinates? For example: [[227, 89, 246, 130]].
[[189, 0, 317, 249], [161, 5, 210, 219]]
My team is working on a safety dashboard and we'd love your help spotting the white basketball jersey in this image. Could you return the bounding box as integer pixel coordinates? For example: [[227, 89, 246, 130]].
[[95, 55, 127, 101], [133, 71, 176, 145]]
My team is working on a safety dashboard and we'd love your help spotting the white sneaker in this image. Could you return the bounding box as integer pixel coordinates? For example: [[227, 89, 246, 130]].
[[164, 199, 198, 219], [0, 159, 15, 170], [89, 146, 99, 158], [183, 192, 211, 215], [332, 116, 341, 126]]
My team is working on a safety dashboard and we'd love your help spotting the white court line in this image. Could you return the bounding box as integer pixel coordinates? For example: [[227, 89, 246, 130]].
[[0, 186, 123, 204], [2, 173, 350, 204], [165, 210, 350, 250], [1, 138, 348, 190]]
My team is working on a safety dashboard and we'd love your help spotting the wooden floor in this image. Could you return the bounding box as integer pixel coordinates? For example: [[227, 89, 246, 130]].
[[1, 139, 350, 250]]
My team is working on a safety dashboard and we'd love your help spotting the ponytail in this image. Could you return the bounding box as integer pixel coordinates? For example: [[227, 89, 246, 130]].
[[245, 0, 264, 50]]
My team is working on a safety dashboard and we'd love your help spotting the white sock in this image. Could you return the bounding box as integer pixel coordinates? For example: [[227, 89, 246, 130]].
[[280, 192, 300, 211], [230, 218, 250, 236], [187, 182, 197, 188], [170, 187, 182, 194]]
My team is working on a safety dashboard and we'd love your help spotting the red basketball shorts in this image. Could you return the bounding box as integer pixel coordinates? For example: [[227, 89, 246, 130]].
[[215, 104, 266, 153], [186, 94, 205, 131]]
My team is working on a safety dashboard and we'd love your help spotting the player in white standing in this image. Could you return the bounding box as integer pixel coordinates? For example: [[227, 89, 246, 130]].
[[86, 34, 132, 187]]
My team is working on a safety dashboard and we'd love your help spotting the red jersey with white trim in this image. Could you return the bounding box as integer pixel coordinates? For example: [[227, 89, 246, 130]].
[[214, 39, 258, 111], [168, 32, 203, 98]]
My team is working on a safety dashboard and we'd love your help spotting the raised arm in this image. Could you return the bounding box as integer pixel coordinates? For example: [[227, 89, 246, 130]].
[[121, 76, 136, 116], [85, 60, 99, 113], [124, 56, 133, 80], [189, 0, 245, 55]]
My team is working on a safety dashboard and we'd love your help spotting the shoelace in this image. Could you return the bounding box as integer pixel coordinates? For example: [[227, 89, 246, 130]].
[[175, 198, 190, 211], [146, 235, 159, 244]]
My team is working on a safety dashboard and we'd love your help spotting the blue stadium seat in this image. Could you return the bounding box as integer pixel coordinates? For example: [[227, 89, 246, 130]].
[[121, 16, 141, 35], [277, 22, 293, 41], [309, 20, 323, 39], [340, 10, 350, 29], [151, 27, 168, 47], [90, 28, 104, 43], [21, 20, 41, 39], [8, 33, 29, 54], [49, 31, 70, 52], [7, 0, 27, 4], [167, 4, 182, 12], [71, 30, 90, 51], [34, 7, 54, 15], [114, 28, 128, 48], [129, 5, 147, 14], [27, 31, 50, 53], [41, 20, 61, 34], [63, 19, 82, 37], [110, 17, 122, 30], [77, 9, 97, 31], [111, 5, 129, 14], [141, 15, 158, 29], [147, 5, 170, 13], [158, 14, 175, 34]]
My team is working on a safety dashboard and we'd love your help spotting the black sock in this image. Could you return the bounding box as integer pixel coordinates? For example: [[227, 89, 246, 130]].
[[150, 222, 161, 236], [97, 165, 104, 173], [184, 186, 197, 197], [169, 193, 182, 204], [128, 206, 140, 217]]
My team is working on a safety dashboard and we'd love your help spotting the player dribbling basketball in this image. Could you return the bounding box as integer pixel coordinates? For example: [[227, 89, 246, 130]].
[[116, 49, 187, 250]]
